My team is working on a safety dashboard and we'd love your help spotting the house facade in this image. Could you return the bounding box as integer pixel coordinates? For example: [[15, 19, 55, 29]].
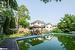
[[45, 23, 57, 31], [30, 20, 45, 34], [30, 20, 56, 34]]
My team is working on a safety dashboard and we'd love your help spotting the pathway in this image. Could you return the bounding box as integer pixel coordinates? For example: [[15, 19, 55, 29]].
[[0, 39, 19, 50]]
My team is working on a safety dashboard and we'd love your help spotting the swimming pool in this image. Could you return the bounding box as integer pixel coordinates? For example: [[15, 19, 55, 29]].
[[17, 34, 75, 50]]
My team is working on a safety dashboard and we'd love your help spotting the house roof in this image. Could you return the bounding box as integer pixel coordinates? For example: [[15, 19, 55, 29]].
[[31, 25, 45, 28], [30, 20, 57, 28], [46, 23, 52, 25], [52, 25, 57, 27], [31, 20, 45, 24]]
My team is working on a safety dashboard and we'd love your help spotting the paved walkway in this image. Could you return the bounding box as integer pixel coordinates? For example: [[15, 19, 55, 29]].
[[0, 35, 40, 50], [0, 39, 19, 50], [0, 35, 45, 50]]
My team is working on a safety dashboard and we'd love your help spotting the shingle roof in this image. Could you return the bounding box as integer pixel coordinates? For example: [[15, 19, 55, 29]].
[[31, 25, 45, 28], [46, 23, 52, 25], [31, 20, 45, 24], [30, 20, 56, 28]]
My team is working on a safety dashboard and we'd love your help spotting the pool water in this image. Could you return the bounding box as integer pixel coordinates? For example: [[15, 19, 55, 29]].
[[17, 35, 75, 50]]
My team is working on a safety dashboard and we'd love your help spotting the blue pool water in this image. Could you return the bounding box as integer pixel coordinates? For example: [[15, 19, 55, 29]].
[[17, 34, 75, 50]]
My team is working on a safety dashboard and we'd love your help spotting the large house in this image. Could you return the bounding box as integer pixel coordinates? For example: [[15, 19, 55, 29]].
[[30, 20, 56, 34], [30, 20, 45, 34], [30, 20, 45, 28]]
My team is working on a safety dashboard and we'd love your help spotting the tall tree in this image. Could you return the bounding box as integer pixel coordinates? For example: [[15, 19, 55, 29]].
[[17, 5, 30, 28], [0, 0, 18, 10], [58, 14, 75, 33], [0, 0, 18, 34]]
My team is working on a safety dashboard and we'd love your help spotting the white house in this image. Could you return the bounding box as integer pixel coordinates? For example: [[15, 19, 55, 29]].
[[30, 20, 56, 34], [45, 23, 53, 31], [30, 20, 45, 34], [45, 23, 56, 31]]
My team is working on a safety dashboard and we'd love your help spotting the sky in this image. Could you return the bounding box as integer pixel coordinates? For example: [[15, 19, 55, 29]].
[[17, 0, 75, 25]]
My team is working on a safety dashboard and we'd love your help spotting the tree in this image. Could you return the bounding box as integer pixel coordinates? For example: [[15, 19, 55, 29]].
[[0, 0, 18, 10], [17, 5, 30, 28], [58, 14, 75, 33], [50, 28, 63, 33], [19, 17, 29, 28], [0, 0, 18, 34], [9, 17, 16, 28]]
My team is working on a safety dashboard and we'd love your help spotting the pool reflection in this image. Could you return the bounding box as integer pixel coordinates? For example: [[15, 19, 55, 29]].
[[58, 35, 75, 50], [17, 35, 75, 50]]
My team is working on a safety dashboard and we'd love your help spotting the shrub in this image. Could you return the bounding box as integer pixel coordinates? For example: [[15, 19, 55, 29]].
[[50, 28, 63, 33]]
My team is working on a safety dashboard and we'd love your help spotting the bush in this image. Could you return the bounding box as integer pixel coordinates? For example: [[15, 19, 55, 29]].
[[50, 28, 63, 33], [9, 32, 30, 38]]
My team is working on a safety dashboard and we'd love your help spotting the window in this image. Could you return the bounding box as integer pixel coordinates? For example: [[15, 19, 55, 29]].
[[47, 27, 48, 28], [38, 22, 39, 24]]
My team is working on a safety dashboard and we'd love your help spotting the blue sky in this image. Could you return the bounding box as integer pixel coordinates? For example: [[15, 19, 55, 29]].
[[17, 0, 75, 25]]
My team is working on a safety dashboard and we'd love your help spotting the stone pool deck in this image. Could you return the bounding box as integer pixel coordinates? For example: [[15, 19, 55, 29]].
[[0, 39, 19, 50], [0, 35, 42, 50]]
